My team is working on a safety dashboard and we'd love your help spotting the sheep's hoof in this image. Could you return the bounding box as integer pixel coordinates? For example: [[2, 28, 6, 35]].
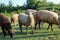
[[20, 30, 22, 33], [20, 31, 23, 33], [35, 29, 36, 30], [4, 35, 6, 38], [4, 36, 6, 38], [47, 28, 49, 30], [10, 35, 13, 38], [26, 32, 28, 34], [51, 29, 53, 31], [39, 28, 41, 30]]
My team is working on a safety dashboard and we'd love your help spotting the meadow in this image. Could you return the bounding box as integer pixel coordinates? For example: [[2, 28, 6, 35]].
[[0, 23, 60, 40], [0, 0, 60, 40]]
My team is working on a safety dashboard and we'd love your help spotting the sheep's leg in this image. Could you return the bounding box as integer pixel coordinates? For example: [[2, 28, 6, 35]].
[[1, 27, 6, 37], [35, 22, 37, 30], [11, 18, 13, 24], [47, 24, 50, 30], [14, 22, 16, 27], [26, 26, 28, 34], [50, 24, 53, 31], [11, 19, 15, 26], [31, 26, 34, 34], [19, 25, 22, 33], [39, 22, 41, 30]]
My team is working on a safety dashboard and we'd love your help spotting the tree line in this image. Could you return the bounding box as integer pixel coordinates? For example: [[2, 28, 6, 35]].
[[0, 0, 60, 13]]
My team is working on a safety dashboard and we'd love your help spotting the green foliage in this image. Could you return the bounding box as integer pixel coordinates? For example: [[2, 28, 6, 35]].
[[26, 0, 37, 9], [0, 3, 6, 12], [0, 0, 60, 13]]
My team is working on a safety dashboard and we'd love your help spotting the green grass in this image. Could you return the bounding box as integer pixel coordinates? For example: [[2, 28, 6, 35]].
[[0, 23, 60, 40]]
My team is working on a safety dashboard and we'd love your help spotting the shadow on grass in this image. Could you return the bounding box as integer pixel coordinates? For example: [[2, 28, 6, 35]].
[[12, 31, 60, 39], [0, 31, 60, 40], [14, 31, 27, 35], [13, 26, 34, 31], [12, 33, 57, 39]]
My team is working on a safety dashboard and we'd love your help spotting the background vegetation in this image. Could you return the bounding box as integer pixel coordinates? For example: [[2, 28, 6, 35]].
[[0, 0, 60, 40], [0, 0, 60, 14]]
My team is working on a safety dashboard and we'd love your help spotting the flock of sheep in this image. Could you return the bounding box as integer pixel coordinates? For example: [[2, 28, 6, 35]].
[[0, 9, 60, 38]]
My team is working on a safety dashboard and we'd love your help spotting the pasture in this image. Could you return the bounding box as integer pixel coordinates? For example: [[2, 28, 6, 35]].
[[0, 23, 60, 40], [0, 0, 60, 40]]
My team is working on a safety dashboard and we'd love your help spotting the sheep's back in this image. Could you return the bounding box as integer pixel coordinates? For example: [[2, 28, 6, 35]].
[[12, 14, 19, 21], [18, 14, 30, 26], [37, 10, 58, 24], [0, 14, 10, 25]]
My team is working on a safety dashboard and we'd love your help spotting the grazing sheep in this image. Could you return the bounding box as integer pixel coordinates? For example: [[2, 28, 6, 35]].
[[25, 9, 43, 30], [11, 14, 19, 26], [36, 10, 58, 31], [18, 12, 35, 34], [0, 14, 13, 38]]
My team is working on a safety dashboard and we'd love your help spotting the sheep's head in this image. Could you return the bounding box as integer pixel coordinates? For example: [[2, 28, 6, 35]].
[[26, 9, 37, 16], [7, 22, 14, 38]]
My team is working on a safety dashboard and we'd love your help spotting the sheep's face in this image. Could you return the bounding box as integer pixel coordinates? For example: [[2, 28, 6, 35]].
[[29, 12, 34, 15]]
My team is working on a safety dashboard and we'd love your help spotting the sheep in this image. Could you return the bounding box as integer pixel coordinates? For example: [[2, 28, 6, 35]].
[[18, 12, 35, 34], [25, 9, 43, 30], [36, 10, 58, 31], [11, 14, 19, 26], [0, 14, 13, 38]]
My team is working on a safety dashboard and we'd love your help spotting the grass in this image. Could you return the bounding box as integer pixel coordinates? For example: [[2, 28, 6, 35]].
[[0, 23, 60, 40]]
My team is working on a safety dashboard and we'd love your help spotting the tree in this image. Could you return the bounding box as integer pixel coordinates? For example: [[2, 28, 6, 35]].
[[0, 3, 6, 13], [7, 0, 13, 13], [26, 0, 37, 9], [35, 0, 47, 9], [25, 0, 48, 9], [9, 0, 13, 7]]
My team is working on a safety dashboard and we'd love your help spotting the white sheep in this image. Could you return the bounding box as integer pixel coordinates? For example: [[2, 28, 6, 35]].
[[18, 12, 35, 34], [11, 14, 19, 26], [25, 9, 44, 30]]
